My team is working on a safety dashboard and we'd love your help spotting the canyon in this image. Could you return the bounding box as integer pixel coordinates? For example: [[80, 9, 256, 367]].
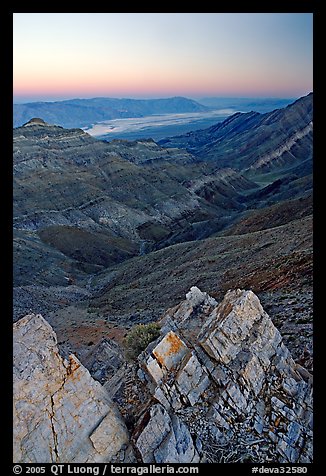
[[13, 93, 313, 463]]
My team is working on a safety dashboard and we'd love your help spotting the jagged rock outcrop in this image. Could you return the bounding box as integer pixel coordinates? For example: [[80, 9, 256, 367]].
[[13, 288, 313, 463], [135, 288, 313, 463], [81, 337, 125, 383], [134, 404, 200, 463], [13, 314, 132, 463]]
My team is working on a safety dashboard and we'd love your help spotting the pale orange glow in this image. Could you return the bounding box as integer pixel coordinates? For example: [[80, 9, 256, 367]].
[[13, 13, 313, 101]]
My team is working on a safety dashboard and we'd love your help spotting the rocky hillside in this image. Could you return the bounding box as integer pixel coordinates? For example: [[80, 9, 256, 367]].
[[13, 96, 313, 464], [13, 288, 313, 463], [13, 102, 313, 374], [13, 118, 258, 287], [14, 211, 313, 374], [159, 93, 313, 175]]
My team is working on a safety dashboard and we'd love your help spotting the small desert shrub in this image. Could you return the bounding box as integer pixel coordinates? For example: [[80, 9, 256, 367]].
[[124, 322, 160, 360]]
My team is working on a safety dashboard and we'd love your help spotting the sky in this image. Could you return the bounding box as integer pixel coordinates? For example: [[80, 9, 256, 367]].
[[13, 13, 313, 103]]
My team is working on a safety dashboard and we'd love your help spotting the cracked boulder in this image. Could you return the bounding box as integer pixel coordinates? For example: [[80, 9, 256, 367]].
[[13, 314, 131, 463]]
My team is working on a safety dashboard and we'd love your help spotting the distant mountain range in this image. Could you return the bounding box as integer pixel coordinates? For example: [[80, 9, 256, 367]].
[[13, 96, 297, 133], [13, 96, 208, 129], [196, 96, 295, 112]]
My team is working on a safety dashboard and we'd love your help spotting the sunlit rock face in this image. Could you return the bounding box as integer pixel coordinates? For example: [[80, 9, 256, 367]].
[[13, 314, 131, 463], [137, 289, 313, 463]]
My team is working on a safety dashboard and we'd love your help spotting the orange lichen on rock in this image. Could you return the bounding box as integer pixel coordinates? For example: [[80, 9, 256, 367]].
[[152, 331, 189, 370], [67, 355, 81, 376], [165, 332, 185, 355]]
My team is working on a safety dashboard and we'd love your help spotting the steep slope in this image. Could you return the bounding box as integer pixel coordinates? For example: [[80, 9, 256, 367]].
[[39, 214, 311, 371], [13, 96, 208, 129], [88, 216, 312, 316], [13, 120, 257, 285], [13, 228, 99, 286], [159, 93, 313, 175], [221, 194, 313, 236], [13, 121, 199, 226]]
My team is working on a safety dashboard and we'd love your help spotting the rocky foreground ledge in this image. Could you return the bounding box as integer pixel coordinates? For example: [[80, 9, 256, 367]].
[[13, 288, 313, 463]]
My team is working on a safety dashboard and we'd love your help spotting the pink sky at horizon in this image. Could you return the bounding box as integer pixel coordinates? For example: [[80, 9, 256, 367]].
[[13, 13, 313, 103]]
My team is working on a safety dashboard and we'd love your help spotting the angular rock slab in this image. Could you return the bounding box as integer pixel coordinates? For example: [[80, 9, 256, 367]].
[[135, 404, 200, 463], [13, 314, 130, 463], [144, 329, 210, 410]]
